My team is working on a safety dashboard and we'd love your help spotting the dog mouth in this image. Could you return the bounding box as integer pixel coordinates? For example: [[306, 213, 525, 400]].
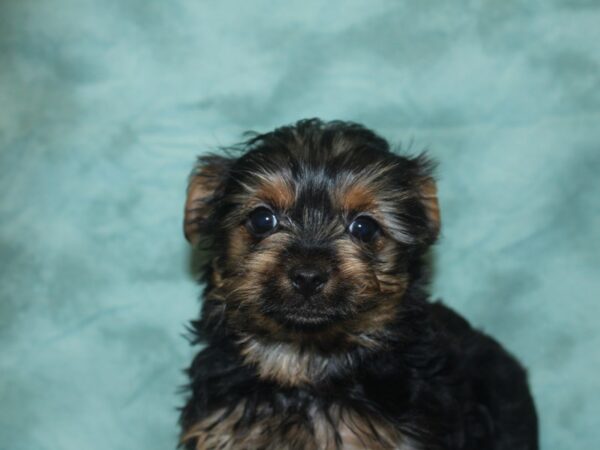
[[282, 310, 335, 329], [258, 285, 354, 331], [263, 304, 344, 331]]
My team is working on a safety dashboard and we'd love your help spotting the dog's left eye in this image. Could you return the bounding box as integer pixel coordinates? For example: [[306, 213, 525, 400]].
[[247, 207, 278, 236], [348, 216, 380, 242]]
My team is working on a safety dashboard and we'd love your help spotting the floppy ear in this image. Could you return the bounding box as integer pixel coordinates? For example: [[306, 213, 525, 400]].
[[417, 176, 441, 243], [409, 153, 441, 244], [184, 155, 234, 246]]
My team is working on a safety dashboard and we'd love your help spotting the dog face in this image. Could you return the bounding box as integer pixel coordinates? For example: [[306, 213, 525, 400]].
[[184, 120, 439, 349]]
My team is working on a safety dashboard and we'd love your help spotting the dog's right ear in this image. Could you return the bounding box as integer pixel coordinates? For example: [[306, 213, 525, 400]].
[[184, 155, 234, 246]]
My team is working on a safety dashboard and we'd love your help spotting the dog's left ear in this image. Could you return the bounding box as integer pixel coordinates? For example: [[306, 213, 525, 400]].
[[184, 155, 234, 246], [411, 154, 441, 244], [417, 176, 441, 243]]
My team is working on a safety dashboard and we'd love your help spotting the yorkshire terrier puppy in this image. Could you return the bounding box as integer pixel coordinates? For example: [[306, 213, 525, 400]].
[[179, 119, 538, 450]]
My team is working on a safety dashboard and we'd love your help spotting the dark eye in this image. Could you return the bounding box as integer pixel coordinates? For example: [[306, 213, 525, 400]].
[[348, 216, 380, 242], [247, 207, 278, 236]]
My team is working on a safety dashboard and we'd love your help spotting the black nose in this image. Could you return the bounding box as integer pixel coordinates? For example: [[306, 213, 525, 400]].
[[289, 267, 328, 296]]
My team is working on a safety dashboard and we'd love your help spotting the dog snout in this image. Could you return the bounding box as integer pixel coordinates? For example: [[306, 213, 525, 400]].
[[289, 266, 329, 296]]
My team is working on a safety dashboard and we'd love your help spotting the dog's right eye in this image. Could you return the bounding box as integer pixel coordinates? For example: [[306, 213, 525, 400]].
[[247, 207, 278, 237], [348, 216, 380, 243]]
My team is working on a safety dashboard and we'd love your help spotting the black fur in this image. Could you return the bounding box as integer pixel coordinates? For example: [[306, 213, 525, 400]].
[[179, 119, 538, 449]]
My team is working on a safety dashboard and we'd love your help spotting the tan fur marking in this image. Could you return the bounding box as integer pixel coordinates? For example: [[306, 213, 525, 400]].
[[418, 177, 441, 239], [339, 182, 377, 212], [374, 240, 408, 295], [184, 163, 226, 245], [255, 174, 295, 210], [182, 403, 417, 450], [227, 226, 250, 263], [336, 239, 380, 296], [181, 406, 244, 450], [221, 233, 293, 337], [337, 407, 404, 450], [240, 339, 329, 386]]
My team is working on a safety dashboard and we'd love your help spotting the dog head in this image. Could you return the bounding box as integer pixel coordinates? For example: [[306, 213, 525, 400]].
[[184, 119, 439, 351]]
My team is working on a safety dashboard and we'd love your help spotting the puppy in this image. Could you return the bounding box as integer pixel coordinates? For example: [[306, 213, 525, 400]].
[[179, 119, 538, 450]]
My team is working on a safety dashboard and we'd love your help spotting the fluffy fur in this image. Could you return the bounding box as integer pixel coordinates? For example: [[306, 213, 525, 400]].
[[179, 119, 538, 449]]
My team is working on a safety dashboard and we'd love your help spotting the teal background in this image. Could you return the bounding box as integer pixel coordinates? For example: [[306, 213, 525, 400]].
[[1, 1, 599, 448]]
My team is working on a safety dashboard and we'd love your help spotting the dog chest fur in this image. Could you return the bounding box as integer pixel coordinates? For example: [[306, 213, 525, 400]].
[[182, 402, 419, 450]]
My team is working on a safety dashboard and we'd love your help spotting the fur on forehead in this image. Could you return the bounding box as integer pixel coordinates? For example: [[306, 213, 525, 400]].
[[185, 119, 440, 248]]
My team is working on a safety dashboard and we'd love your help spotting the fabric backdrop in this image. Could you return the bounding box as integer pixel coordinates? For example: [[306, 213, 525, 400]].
[[1, 1, 599, 449]]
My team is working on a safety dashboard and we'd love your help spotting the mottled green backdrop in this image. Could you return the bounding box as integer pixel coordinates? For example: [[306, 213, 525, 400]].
[[1, 1, 599, 449]]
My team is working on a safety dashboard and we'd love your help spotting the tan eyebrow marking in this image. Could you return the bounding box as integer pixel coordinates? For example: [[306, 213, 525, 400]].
[[336, 182, 377, 212], [255, 174, 295, 210]]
